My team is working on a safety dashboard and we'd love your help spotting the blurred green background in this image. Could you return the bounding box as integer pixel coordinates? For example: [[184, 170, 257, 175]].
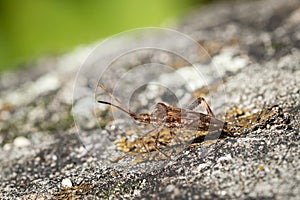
[[0, 0, 211, 72]]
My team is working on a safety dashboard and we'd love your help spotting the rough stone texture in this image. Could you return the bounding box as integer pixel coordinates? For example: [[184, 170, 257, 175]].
[[0, 0, 299, 199]]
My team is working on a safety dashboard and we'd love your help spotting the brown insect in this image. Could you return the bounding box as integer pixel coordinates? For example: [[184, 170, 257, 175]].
[[97, 83, 230, 149]]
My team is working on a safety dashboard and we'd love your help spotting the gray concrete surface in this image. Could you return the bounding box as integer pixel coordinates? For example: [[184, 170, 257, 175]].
[[0, 0, 299, 199]]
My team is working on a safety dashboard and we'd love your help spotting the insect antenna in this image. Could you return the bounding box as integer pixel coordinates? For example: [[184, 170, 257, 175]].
[[98, 83, 124, 106], [97, 83, 136, 118], [97, 100, 136, 117]]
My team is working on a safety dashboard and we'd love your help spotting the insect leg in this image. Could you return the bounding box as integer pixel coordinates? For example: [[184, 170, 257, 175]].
[[169, 129, 184, 147], [140, 126, 168, 159], [153, 126, 164, 147], [187, 97, 215, 117], [138, 126, 161, 153]]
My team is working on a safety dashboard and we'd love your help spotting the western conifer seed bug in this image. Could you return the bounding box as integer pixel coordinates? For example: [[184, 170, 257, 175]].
[[97, 83, 230, 151]]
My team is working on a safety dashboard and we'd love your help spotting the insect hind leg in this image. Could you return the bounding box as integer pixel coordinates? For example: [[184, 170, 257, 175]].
[[187, 97, 215, 117]]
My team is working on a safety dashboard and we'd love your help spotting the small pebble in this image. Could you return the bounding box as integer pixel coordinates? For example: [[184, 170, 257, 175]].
[[61, 178, 72, 188], [3, 143, 12, 151], [165, 184, 176, 192], [13, 136, 30, 147]]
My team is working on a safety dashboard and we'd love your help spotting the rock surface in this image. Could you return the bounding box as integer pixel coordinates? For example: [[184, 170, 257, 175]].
[[0, 0, 299, 199]]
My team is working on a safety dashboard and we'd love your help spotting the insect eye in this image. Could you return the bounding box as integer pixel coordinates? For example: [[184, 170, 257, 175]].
[[151, 103, 167, 118]]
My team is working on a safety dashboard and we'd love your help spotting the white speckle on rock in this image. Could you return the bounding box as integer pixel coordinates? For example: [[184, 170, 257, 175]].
[[217, 153, 233, 163], [165, 184, 180, 198], [72, 96, 97, 129], [52, 155, 57, 161], [176, 67, 208, 91], [133, 189, 141, 197], [212, 50, 248, 75], [13, 136, 31, 147], [34, 73, 61, 94], [220, 190, 227, 196], [61, 178, 72, 188], [165, 184, 176, 193], [3, 143, 12, 151], [1, 73, 61, 107], [197, 163, 208, 171]]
